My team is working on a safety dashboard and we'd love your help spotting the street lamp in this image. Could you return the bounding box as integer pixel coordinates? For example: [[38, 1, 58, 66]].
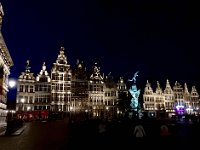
[[8, 79, 17, 88], [7, 78, 17, 119]]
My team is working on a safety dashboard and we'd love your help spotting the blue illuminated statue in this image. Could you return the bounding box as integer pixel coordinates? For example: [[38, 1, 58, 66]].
[[128, 71, 141, 113]]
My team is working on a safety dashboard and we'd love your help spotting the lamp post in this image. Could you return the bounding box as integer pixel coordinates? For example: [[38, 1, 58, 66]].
[[106, 106, 109, 120], [21, 98, 25, 119], [7, 78, 17, 120], [11, 110, 16, 118]]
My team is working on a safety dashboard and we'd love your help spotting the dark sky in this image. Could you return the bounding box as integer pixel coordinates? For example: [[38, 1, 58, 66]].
[[1, 0, 200, 100]]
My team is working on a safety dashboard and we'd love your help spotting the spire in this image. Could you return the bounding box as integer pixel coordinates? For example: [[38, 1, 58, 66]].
[[183, 83, 190, 100], [144, 80, 153, 94], [166, 79, 170, 87], [90, 62, 103, 81], [145, 80, 149, 87], [157, 81, 160, 88], [156, 81, 162, 94], [184, 83, 189, 94], [55, 46, 68, 65], [164, 79, 173, 94]]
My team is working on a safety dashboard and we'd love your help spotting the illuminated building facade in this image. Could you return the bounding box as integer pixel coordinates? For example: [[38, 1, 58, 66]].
[[88, 63, 104, 117], [16, 47, 127, 119], [71, 59, 88, 112], [16, 61, 35, 119], [50, 47, 72, 112], [0, 3, 13, 129], [143, 79, 199, 117], [103, 72, 119, 119], [116, 77, 128, 115], [34, 62, 51, 119]]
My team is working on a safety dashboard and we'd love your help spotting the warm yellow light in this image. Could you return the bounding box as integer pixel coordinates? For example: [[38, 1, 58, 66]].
[[27, 106, 31, 111], [21, 98, 25, 103]]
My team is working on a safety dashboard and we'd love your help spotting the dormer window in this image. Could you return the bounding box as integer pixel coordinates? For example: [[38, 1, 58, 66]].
[[58, 59, 65, 64], [59, 67, 64, 72]]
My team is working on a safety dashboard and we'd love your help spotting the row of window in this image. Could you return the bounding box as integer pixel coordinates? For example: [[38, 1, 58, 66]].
[[105, 91, 117, 97], [144, 96, 198, 102], [34, 106, 50, 110], [19, 83, 127, 93], [17, 96, 33, 103], [19, 85, 34, 93], [51, 83, 71, 91], [51, 73, 71, 81], [35, 84, 51, 92]]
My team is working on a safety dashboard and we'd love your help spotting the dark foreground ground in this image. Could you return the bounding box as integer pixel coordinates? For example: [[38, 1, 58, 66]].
[[0, 117, 200, 150], [69, 117, 200, 149]]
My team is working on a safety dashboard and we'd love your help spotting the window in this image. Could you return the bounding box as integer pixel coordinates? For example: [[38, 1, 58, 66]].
[[19, 85, 24, 92], [52, 74, 55, 80], [30, 86, 34, 93], [59, 60, 65, 64], [24, 96, 28, 103], [29, 97, 33, 103], [43, 106, 46, 110], [35, 85, 38, 91], [25, 85, 29, 92]]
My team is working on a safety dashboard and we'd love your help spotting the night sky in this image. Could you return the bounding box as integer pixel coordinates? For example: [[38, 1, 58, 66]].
[[1, 0, 200, 101]]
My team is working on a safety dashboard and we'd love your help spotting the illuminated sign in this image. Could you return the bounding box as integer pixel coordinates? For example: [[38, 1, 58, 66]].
[[176, 105, 184, 112]]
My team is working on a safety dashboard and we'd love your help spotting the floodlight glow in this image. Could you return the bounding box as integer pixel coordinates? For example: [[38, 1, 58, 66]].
[[21, 98, 25, 103], [8, 79, 16, 88], [27, 106, 31, 111]]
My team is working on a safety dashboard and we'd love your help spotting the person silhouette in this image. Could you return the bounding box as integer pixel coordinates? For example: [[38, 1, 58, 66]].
[[160, 125, 170, 137], [134, 124, 146, 138]]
